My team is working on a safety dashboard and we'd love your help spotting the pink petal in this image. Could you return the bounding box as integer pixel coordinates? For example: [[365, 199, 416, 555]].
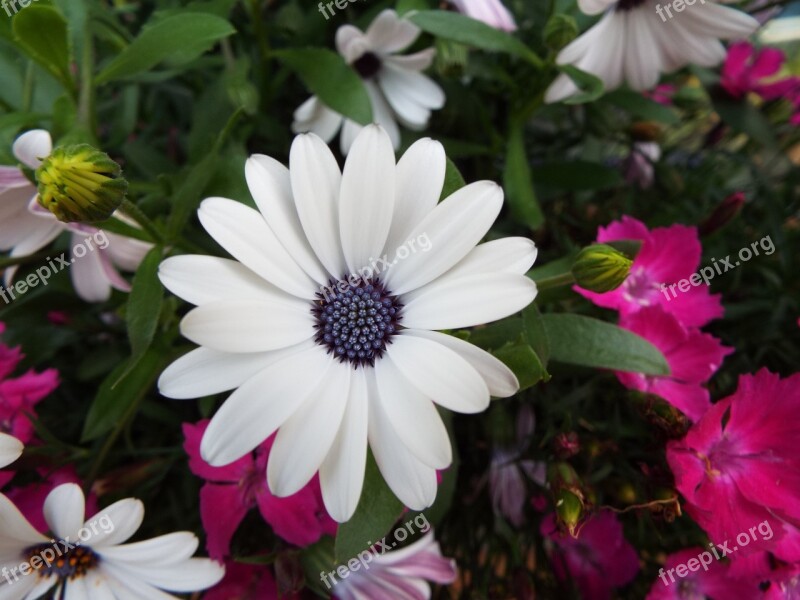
[[183, 420, 252, 483], [200, 482, 250, 561]]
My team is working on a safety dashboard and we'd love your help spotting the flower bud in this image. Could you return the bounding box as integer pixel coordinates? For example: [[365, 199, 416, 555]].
[[554, 432, 580, 459], [698, 192, 745, 236], [35, 144, 127, 223], [435, 39, 468, 78], [571, 244, 633, 293], [544, 14, 578, 51], [555, 490, 584, 537]]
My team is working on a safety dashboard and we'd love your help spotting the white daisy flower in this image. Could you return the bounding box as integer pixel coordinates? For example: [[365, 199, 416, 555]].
[[0, 433, 22, 469], [0, 130, 152, 302], [0, 483, 224, 599], [157, 125, 538, 522], [545, 0, 759, 103], [292, 9, 446, 154]]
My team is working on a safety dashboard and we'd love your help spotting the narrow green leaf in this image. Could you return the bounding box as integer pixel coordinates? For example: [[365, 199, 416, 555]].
[[12, 6, 74, 92], [522, 303, 550, 366], [274, 48, 372, 126], [604, 89, 680, 124], [540, 314, 670, 375], [125, 247, 164, 368], [335, 453, 403, 563], [95, 14, 236, 84], [408, 10, 542, 67], [559, 65, 605, 105], [504, 127, 544, 229]]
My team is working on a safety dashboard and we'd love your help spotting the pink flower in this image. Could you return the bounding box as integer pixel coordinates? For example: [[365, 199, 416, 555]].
[[541, 511, 639, 600], [203, 561, 286, 600], [450, 0, 517, 31], [576, 216, 724, 328], [667, 370, 800, 557], [183, 420, 336, 560], [721, 42, 799, 100], [644, 84, 677, 106], [645, 547, 761, 600], [327, 532, 457, 600], [617, 307, 732, 422]]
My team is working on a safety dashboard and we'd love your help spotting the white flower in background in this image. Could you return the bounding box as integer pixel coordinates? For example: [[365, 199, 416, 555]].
[[158, 125, 538, 522], [330, 532, 457, 599], [0, 130, 152, 302], [0, 483, 224, 598], [451, 0, 517, 32], [0, 433, 22, 469], [292, 9, 445, 154], [545, 0, 759, 103]]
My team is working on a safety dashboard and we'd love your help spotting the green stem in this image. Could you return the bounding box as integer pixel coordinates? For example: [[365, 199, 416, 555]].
[[0, 250, 53, 270], [22, 61, 35, 113], [77, 22, 96, 135], [535, 272, 576, 292], [120, 199, 164, 245]]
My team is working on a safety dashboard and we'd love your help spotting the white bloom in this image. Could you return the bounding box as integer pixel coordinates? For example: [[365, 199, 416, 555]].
[[0, 483, 224, 599], [0, 130, 152, 302], [158, 125, 538, 522], [451, 0, 517, 32], [546, 0, 759, 103], [292, 9, 445, 154], [0, 434, 22, 469]]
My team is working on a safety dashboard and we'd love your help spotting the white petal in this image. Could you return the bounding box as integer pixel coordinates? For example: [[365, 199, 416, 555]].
[[94, 564, 180, 600], [268, 362, 351, 496], [442, 237, 537, 279], [383, 48, 436, 71], [179, 299, 314, 353], [338, 125, 396, 274], [378, 66, 445, 128], [0, 433, 22, 469], [200, 344, 332, 466], [386, 334, 489, 413], [44, 484, 85, 541], [70, 234, 113, 302], [245, 154, 330, 284], [374, 358, 451, 469], [625, 10, 663, 90], [319, 368, 369, 522], [365, 9, 420, 54], [383, 181, 503, 295], [383, 138, 445, 257], [100, 558, 224, 594], [336, 25, 369, 63], [367, 371, 437, 510], [159, 255, 294, 306], [402, 273, 538, 329], [0, 575, 39, 600], [13, 130, 52, 169], [98, 532, 198, 566], [64, 577, 89, 600], [8, 217, 64, 259], [665, 20, 726, 67], [290, 134, 347, 277], [291, 96, 344, 143], [197, 197, 317, 299], [87, 498, 144, 547], [577, 0, 615, 14], [0, 494, 48, 549], [340, 119, 363, 156], [83, 571, 116, 600], [403, 330, 519, 398], [680, 1, 758, 39], [364, 81, 401, 150]]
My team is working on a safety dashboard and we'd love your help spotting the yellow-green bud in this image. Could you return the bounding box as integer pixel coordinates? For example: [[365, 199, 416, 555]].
[[544, 15, 578, 51], [555, 490, 584, 537], [435, 39, 468, 78], [35, 144, 127, 223], [571, 244, 633, 293]]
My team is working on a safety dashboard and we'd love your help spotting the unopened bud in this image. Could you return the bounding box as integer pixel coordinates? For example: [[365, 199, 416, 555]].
[[699, 192, 745, 236], [554, 432, 580, 459], [544, 14, 578, 51], [555, 490, 584, 537], [36, 144, 127, 223], [571, 244, 633, 293]]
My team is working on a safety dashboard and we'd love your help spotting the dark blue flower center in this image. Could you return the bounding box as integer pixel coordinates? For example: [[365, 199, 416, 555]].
[[313, 278, 402, 367], [353, 52, 382, 79], [617, 0, 647, 10], [23, 543, 99, 581]]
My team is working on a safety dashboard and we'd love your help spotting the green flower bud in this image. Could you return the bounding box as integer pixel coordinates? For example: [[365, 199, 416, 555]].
[[555, 490, 584, 537], [571, 244, 633, 293], [544, 14, 578, 51], [435, 39, 468, 78], [35, 144, 128, 223]]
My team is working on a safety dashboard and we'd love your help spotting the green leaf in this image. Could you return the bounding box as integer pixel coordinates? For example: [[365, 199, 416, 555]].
[[559, 65, 605, 105], [124, 247, 164, 373], [493, 336, 547, 390], [274, 48, 372, 126], [540, 314, 670, 375], [82, 348, 165, 441], [95, 14, 236, 84], [335, 453, 403, 563], [603, 89, 679, 124], [408, 10, 542, 66], [12, 6, 75, 92], [439, 157, 466, 200], [531, 160, 621, 191], [523, 303, 550, 366], [712, 96, 777, 148], [504, 126, 544, 229]]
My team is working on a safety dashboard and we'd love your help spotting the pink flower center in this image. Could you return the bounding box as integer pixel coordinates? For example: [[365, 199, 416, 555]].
[[621, 267, 661, 306]]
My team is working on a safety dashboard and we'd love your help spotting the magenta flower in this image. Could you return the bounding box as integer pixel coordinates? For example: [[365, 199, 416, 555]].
[[617, 307, 732, 422], [183, 420, 336, 560], [645, 547, 761, 600], [541, 511, 639, 600], [667, 370, 800, 557], [204, 561, 285, 600], [644, 84, 677, 106], [721, 42, 800, 100], [327, 532, 456, 600], [576, 216, 724, 328], [450, 0, 517, 31]]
